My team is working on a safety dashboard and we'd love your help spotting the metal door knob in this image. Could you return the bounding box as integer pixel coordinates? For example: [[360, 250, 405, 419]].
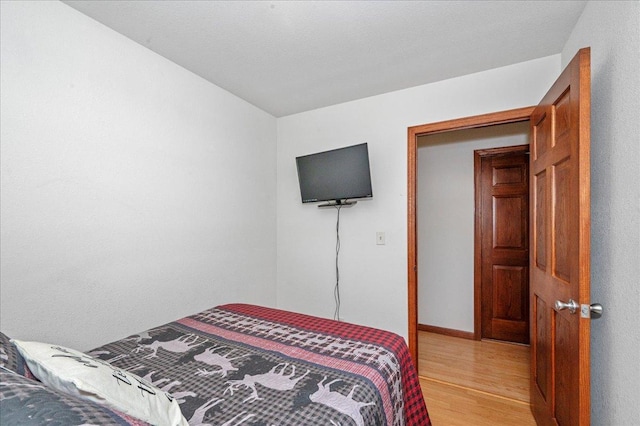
[[555, 299, 579, 313], [589, 303, 603, 317]]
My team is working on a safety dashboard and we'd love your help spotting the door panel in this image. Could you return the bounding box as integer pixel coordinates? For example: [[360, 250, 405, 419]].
[[529, 47, 591, 426], [534, 296, 550, 400], [534, 171, 547, 270], [493, 266, 526, 320], [553, 159, 572, 282], [493, 195, 526, 248]]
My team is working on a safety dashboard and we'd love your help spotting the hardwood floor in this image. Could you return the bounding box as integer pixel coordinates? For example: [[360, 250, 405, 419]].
[[418, 331, 536, 425]]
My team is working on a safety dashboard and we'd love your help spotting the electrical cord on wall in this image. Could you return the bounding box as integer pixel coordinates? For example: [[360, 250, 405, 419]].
[[333, 204, 342, 321]]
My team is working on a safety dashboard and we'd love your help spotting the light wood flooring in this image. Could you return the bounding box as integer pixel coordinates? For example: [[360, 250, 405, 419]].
[[418, 331, 536, 425]]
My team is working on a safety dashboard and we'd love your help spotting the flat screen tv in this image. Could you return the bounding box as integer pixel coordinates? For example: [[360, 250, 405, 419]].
[[296, 143, 373, 205]]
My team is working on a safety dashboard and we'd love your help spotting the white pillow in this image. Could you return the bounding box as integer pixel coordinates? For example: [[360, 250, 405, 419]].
[[12, 339, 188, 426]]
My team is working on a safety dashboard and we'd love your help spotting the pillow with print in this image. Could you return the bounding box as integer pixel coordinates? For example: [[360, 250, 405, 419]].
[[12, 339, 188, 426]]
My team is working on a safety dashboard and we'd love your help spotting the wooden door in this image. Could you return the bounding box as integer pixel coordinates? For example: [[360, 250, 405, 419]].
[[529, 48, 591, 425], [476, 145, 530, 344]]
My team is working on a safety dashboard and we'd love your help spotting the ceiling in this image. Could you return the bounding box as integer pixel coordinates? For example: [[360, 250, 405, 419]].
[[62, 1, 587, 117]]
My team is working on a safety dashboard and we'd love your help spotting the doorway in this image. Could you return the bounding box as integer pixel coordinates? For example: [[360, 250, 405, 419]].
[[415, 123, 530, 342], [407, 106, 535, 362], [408, 107, 535, 422]]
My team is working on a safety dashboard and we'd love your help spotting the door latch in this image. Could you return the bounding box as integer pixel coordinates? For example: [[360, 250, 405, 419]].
[[580, 303, 603, 319]]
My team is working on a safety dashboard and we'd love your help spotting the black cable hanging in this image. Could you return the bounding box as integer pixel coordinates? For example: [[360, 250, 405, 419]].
[[333, 204, 342, 321]]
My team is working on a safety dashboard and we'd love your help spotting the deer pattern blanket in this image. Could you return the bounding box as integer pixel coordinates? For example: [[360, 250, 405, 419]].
[[88, 304, 430, 426]]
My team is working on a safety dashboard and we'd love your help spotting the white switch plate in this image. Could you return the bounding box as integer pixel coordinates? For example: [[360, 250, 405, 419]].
[[376, 232, 386, 245]]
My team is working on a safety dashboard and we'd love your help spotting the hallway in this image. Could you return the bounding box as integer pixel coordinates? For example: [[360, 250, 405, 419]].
[[418, 331, 536, 425]]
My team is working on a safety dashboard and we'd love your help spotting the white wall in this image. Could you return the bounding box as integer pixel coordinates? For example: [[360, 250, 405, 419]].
[[0, 1, 277, 351], [417, 123, 529, 332], [277, 55, 560, 339], [561, 1, 640, 423]]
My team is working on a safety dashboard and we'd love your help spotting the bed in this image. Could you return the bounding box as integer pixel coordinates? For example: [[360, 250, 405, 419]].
[[1, 303, 430, 425]]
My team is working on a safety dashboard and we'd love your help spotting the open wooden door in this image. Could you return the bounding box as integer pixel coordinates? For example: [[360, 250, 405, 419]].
[[529, 47, 591, 425]]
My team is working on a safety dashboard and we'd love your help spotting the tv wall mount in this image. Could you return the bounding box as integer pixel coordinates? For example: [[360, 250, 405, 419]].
[[318, 199, 357, 208]]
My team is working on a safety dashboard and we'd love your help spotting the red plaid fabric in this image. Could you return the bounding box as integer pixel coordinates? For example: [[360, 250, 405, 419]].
[[220, 304, 431, 426]]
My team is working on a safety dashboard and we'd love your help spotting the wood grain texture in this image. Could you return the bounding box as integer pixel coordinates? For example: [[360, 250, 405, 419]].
[[418, 331, 530, 402], [418, 331, 535, 425], [420, 379, 536, 426]]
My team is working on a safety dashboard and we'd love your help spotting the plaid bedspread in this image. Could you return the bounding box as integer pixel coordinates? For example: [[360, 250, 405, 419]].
[[89, 304, 430, 426]]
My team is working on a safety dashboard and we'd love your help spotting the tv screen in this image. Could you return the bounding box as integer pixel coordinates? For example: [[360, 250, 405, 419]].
[[296, 143, 373, 203]]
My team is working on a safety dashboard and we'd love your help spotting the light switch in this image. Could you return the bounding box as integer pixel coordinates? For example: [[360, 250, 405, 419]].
[[376, 232, 386, 245]]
